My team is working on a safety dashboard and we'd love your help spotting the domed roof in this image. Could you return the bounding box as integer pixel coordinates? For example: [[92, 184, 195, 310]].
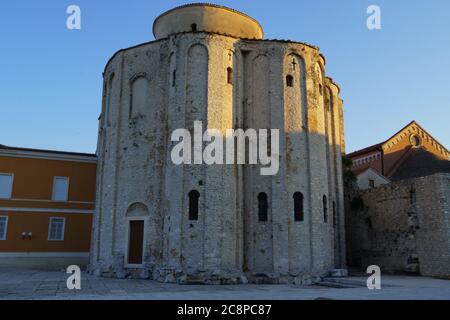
[[153, 3, 264, 40]]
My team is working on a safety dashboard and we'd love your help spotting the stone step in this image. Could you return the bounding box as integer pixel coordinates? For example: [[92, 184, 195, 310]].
[[316, 281, 363, 289], [248, 276, 279, 285], [184, 279, 206, 285], [321, 277, 368, 288]]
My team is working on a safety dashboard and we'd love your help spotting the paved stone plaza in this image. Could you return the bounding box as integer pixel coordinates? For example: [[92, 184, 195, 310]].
[[0, 268, 449, 300]]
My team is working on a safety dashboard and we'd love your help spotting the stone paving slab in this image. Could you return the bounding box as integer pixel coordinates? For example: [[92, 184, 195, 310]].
[[1, 268, 450, 300]]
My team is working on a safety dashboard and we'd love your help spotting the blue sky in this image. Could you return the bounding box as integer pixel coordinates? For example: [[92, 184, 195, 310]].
[[0, 0, 449, 153]]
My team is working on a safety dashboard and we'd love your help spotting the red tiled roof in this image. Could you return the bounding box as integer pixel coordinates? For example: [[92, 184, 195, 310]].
[[347, 143, 383, 158]]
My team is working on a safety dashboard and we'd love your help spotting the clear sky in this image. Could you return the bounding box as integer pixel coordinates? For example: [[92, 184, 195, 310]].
[[0, 0, 449, 153]]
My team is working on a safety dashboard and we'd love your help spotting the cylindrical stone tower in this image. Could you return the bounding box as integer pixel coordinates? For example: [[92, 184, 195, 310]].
[[89, 3, 346, 284]]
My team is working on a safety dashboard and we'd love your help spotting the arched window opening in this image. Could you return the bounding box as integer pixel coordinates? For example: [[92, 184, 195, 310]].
[[293, 192, 304, 222], [319, 84, 323, 95], [323, 195, 328, 223], [258, 192, 268, 222], [191, 23, 197, 32], [286, 75, 293, 87], [130, 75, 149, 119], [109, 73, 115, 88], [188, 190, 200, 221], [227, 67, 233, 85], [106, 73, 115, 126], [172, 70, 176, 87]]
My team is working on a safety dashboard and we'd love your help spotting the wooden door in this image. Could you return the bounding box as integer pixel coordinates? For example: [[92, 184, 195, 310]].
[[128, 220, 144, 264]]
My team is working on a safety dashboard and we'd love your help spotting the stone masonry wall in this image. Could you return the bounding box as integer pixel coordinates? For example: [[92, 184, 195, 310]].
[[346, 173, 450, 278], [89, 30, 346, 284]]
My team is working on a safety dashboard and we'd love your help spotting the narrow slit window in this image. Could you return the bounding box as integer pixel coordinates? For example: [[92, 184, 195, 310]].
[[332, 201, 337, 226], [258, 192, 268, 222], [188, 190, 200, 221], [410, 189, 416, 205], [286, 75, 293, 87], [323, 195, 328, 223], [293, 192, 304, 222], [227, 67, 233, 85], [191, 23, 197, 32], [172, 70, 176, 87]]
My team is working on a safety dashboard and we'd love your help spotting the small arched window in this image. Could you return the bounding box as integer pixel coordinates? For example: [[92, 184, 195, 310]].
[[191, 23, 197, 32], [188, 190, 200, 221], [106, 73, 115, 126], [108, 73, 115, 88], [319, 84, 323, 95], [130, 75, 149, 119], [258, 192, 268, 222], [323, 195, 328, 223], [227, 67, 233, 85], [172, 70, 176, 87], [293, 192, 304, 222], [286, 75, 293, 87]]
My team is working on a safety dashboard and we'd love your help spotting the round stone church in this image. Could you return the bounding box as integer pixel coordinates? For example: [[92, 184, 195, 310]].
[[89, 3, 346, 284]]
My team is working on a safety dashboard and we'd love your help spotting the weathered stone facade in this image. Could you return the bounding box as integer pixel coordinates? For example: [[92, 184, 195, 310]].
[[346, 173, 450, 278], [88, 4, 346, 284]]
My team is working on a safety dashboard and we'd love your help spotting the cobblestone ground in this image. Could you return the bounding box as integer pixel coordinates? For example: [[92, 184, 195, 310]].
[[0, 268, 450, 300]]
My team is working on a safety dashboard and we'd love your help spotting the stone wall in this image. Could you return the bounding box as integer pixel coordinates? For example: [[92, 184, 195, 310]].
[[89, 29, 346, 284], [346, 173, 450, 278]]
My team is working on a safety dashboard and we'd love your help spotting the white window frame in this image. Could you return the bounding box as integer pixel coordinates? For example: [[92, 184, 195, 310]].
[[0, 173, 14, 199], [0, 216, 8, 240], [52, 177, 69, 202], [48, 217, 66, 241]]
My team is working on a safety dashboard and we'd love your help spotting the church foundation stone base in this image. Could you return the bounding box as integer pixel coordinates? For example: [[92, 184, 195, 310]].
[[87, 264, 332, 285]]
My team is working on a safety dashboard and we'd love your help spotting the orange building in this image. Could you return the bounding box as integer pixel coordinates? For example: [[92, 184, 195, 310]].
[[348, 121, 450, 182], [0, 144, 97, 269]]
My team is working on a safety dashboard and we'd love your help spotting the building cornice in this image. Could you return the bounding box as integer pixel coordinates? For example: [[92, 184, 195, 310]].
[[0, 145, 97, 163]]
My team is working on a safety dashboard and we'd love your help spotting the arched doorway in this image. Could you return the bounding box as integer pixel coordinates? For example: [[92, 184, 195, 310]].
[[125, 203, 149, 266]]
